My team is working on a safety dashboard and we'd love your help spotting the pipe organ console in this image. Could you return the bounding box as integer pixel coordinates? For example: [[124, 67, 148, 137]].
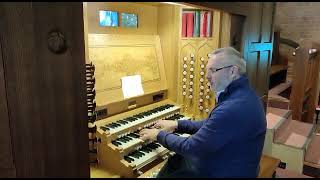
[[95, 101, 191, 177], [83, 2, 230, 178]]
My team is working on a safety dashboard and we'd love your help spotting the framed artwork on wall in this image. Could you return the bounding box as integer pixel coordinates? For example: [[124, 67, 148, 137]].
[[99, 10, 119, 27], [121, 12, 138, 28]]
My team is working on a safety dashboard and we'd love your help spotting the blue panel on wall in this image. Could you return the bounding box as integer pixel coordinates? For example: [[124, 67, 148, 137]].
[[99, 10, 118, 27], [121, 13, 138, 28]]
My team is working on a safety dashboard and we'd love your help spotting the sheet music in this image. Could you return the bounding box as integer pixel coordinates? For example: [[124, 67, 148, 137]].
[[121, 75, 144, 99]]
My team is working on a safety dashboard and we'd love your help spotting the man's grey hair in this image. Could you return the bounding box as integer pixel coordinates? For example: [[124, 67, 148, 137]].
[[208, 47, 246, 74]]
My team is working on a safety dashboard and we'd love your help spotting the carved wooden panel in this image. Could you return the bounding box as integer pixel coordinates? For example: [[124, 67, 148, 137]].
[[177, 9, 223, 120], [88, 34, 167, 106]]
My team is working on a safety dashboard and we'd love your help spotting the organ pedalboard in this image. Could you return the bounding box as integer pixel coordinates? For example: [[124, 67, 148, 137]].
[[95, 101, 191, 178]]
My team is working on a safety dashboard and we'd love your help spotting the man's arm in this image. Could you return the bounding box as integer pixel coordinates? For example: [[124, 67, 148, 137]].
[[175, 119, 207, 134], [157, 108, 239, 157]]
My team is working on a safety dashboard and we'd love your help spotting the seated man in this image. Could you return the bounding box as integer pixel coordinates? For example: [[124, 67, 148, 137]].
[[139, 47, 267, 178]]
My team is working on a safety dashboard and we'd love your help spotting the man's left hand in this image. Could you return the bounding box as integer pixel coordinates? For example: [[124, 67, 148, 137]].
[[139, 128, 161, 141]]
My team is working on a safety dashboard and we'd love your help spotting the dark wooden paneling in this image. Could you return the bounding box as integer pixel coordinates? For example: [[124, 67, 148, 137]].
[[0, 3, 45, 177], [261, 3, 274, 43], [0, 3, 89, 177], [245, 2, 275, 99], [230, 14, 246, 52], [0, 24, 16, 178]]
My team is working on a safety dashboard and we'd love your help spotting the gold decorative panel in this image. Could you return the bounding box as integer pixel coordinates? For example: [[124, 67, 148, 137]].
[[88, 34, 167, 106], [176, 9, 227, 120], [89, 46, 160, 91], [178, 40, 217, 119]]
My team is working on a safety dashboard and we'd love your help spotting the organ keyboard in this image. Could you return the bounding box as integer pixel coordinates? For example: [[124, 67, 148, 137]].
[[95, 100, 191, 178]]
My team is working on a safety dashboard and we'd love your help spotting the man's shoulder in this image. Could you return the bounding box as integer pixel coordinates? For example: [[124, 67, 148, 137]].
[[216, 92, 263, 116]]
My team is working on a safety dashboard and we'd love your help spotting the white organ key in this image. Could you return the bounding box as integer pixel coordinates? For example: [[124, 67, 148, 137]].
[[102, 105, 180, 135], [199, 106, 203, 110], [182, 91, 187, 96], [182, 85, 187, 89], [189, 81, 193, 86], [200, 71, 205, 76], [182, 78, 187, 82], [190, 60, 194, 65], [189, 88, 193, 92], [199, 91, 204, 96], [188, 94, 193, 99], [206, 88, 210, 93], [199, 98, 203, 103], [183, 57, 187, 61], [200, 85, 204, 90], [190, 53, 194, 58], [205, 109, 210, 113], [200, 57, 204, 61], [207, 82, 211, 86], [183, 64, 187, 69], [126, 143, 168, 170], [200, 78, 204, 82], [189, 74, 194, 79], [200, 64, 205, 69], [190, 67, 194, 72], [206, 95, 210, 99]]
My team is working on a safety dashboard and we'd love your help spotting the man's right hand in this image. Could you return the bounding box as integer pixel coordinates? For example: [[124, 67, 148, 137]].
[[152, 120, 178, 133]]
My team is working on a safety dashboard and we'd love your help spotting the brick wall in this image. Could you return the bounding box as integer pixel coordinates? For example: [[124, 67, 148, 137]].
[[275, 2, 320, 104]]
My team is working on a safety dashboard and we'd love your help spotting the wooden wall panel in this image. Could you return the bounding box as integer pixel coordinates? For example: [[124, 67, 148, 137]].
[[246, 2, 275, 100], [0, 4, 46, 177], [0, 27, 16, 178], [220, 12, 231, 48], [261, 3, 274, 43], [87, 2, 158, 35], [0, 3, 89, 177]]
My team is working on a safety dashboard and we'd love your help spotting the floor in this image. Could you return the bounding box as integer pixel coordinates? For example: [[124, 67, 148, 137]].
[[90, 164, 120, 178]]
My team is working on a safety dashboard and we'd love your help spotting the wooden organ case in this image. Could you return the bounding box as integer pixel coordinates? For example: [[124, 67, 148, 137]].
[[83, 2, 231, 178]]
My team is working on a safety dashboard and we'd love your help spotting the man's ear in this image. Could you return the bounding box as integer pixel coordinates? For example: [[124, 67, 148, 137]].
[[230, 66, 235, 75]]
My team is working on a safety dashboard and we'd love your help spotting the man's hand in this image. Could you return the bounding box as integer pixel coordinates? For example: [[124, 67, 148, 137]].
[[152, 120, 178, 133], [139, 128, 161, 141]]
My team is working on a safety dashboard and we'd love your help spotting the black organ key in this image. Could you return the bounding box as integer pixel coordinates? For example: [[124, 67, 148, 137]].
[[140, 148, 148, 153], [122, 138, 130, 143], [111, 141, 122, 146], [100, 126, 110, 131], [118, 120, 128, 124], [117, 120, 127, 125], [137, 151, 145, 156], [112, 122, 121, 127], [136, 151, 144, 157], [124, 136, 132, 141], [129, 152, 139, 159], [124, 156, 133, 163], [118, 138, 127, 143]]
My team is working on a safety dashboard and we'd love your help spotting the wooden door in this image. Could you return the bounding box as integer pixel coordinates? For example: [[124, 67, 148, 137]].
[[0, 3, 89, 177], [244, 2, 275, 108]]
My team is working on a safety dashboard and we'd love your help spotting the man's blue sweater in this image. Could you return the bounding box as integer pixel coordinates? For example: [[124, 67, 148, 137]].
[[157, 75, 267, 178]]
